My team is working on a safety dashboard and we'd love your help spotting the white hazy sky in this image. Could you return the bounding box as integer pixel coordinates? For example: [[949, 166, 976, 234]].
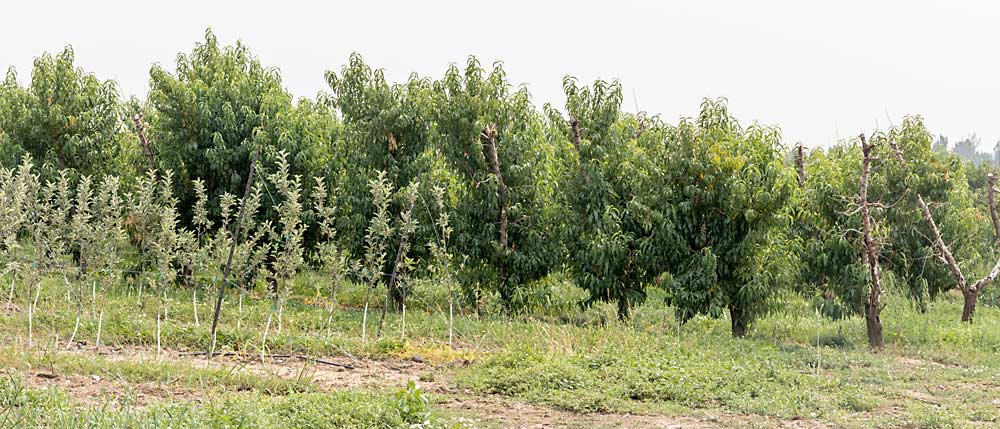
[[2, 0, 998, 149]]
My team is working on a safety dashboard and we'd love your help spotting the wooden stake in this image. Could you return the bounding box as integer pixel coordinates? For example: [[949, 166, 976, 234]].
[[193, 286, 199, 327], [208, 149, 259, 359]]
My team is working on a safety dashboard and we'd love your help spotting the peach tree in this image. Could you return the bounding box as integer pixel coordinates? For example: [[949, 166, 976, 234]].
[[429, 58, 562, 311], [659, 99, 798, 337], [556, 77, 678, 319]]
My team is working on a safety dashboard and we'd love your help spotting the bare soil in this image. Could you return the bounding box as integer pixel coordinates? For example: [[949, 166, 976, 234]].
[[10, 345, 837, 429], [10, 370, 201, 408]]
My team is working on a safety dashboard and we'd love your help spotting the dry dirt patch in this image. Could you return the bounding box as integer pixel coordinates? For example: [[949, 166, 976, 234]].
[[8, 370, 201, 407]]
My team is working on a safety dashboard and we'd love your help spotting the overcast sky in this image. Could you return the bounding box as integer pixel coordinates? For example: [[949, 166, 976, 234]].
[[3, 0, 998, 149]]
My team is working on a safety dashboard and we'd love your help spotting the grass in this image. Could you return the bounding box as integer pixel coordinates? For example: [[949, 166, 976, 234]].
[[0, 345, 313, 395], [449, 292, 1000, 427], [0, 340, 470, 428], [0, 372, 468, 428], [3, 270, 1000, 427]]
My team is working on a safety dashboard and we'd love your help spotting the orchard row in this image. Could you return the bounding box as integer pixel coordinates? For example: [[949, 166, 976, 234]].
[[2, 30, 998, 349]]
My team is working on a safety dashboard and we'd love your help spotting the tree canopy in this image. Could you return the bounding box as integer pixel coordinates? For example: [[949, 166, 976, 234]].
[[0, 47, 131, 178]]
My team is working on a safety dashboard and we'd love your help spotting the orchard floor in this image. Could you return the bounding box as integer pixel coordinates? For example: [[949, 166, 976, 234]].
[[2, 273, 1000, 428]]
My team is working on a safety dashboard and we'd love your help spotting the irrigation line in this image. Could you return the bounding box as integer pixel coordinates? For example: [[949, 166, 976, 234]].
[[177, 351, 355, 369]]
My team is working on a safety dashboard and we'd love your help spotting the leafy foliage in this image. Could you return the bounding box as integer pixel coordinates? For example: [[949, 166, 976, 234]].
[[431, 58, 561, 310], [659, 99, 799, 335], [267, 151, 306, 309], [394, 380, 430, 425], [0, 48, 132, 179], [148, 29, 336, 225], [556, 77, 675, 319], [324, 53, 435, 268], [877, 119, 987, 307], [0, 156, 39, 270]]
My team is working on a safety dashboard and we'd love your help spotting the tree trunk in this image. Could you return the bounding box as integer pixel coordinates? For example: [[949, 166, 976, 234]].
[[481, 125, 508, 249], [482, 124, 511, 309], [133, 113, 156, 172], [916, 193, 1000, 323], [729, 304, 748, 338], [859, 134, 883, 349], [378, 240, 407, 338], [385, 216, 412, 312], [794, 144, 806, 187], [570, 119, 582, 155], [917, 195, 967, 287], [988, 173, 1000, 245], [864, 302, 883, 348], [617, 298, 630, 321], [569, 118, 590, 183], [961, 291, 978, 323]]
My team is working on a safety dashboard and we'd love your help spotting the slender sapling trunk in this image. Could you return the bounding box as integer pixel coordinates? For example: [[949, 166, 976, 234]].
[[67, 306, 81, 350], [193, 285, 199, 327], [7, 277, 15, 312], [277, 299, 284, 334], [362, 285, 371, 342], [96, 304, 105, 348], [261, 311, 273, 363], [29, 281, 41, 348], [156, 285, 162, 355]]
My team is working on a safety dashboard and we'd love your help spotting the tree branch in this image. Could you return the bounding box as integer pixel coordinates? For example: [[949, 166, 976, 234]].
[[916, 195, 968, 292], [860, 134, 881, 303], [481, 124, 508, 249], [132, 113, 156, 172], [794, 144, 806, 187], [988, 173, 1000, 245]]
